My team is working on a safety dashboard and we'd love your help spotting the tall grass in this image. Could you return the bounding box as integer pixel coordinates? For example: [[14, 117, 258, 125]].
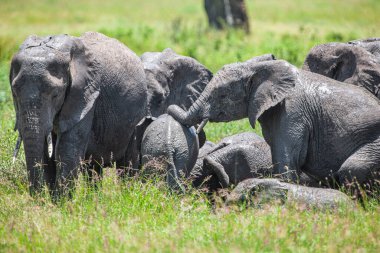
[[0, 0, 379, 252]]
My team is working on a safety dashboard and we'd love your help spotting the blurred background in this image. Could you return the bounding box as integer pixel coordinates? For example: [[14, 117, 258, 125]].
[[1, 0, 379, 68], [0, 0, 379, 141]]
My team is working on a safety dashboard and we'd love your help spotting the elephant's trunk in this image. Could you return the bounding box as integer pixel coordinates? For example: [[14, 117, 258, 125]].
[[20, 106, 53, 195], [168, 88, 210, 127], [23, 127, 46, 195]]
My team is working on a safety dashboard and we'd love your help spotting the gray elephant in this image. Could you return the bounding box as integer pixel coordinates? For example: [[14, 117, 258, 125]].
[[10, 32, 147, 195], [203, 142, 272, 188], [140, 48, 212, 149], [226, 178, 355, 210], [168, 56, 380, 189], [141, 48, 213, 117], [140, 114, 199, 191], [303, 41, 380, 99], [190, 132, 267, 188]]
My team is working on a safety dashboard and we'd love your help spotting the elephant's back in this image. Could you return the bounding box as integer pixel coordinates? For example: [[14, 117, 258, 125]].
[[166, 115, 199, 175], [219, 132, 264, 145], [80, 32, 147, 106], [141, 114, 198, 176], [287, 183, 355, 209], [141, 116, 169, 160], [300, 70, 380, 125]]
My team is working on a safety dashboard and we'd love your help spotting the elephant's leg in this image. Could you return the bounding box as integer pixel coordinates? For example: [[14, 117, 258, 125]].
[[271, 140, 306, 183], [118, 135, 139, 178], [269, 129, 310, 183], [204, 156, 229, 188], [55, 112, 94, 197], [335, 141, 380, 190]]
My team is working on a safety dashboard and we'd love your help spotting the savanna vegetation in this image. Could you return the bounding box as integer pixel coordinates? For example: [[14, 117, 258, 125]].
[[0, 0, 379, 252]]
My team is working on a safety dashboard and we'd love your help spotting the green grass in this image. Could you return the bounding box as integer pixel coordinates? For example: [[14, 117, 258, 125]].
[[0, 0, 379, 252]]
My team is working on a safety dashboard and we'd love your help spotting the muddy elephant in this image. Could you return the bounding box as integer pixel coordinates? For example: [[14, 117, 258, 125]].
[[168, 56, 380, 189], [140, 114, 199, 191], [191, 132, 318, 190], [10, 32, 147, 196], [303, 40, 380, 99], [190, 132, 268, 188], [226, 178, 355, 210]]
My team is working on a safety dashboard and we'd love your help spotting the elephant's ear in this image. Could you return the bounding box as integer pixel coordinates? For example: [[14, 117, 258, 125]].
[[9, 57, 19, 132], [164, 49, 213, 111], [247, 60, 299, 127], [346, 46, 380, 97], [328, 46, 358, 82], [58, 38, 100, 133]]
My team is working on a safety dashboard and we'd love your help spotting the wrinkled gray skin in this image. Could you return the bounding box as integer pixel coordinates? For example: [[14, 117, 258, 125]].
[[204, 142, 272, 188], [141, 48, 213, 117], [168, 56, 380, 188], [140, 114, 199, 191], [191, 132, 318, 189], [190, 132, 266, 188], [303, 41, 380, 98], [10, 32, 147, 196], [226, 178, 355, 210]]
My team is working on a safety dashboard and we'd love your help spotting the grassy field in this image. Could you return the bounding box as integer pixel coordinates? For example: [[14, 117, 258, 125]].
[[0, 0, 379, 252]]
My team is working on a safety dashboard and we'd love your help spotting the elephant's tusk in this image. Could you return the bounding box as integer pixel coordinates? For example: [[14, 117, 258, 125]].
[[12, 134, 22, 164], [47, 133, 53, 158], [196, 118, 209, 134]]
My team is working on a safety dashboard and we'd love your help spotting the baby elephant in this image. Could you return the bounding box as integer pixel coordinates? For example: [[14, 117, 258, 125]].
[[226, 178, 355, 210], [204, 142, 272, 188], [141, 114, 199, 191], [190, 132, 272, 189]]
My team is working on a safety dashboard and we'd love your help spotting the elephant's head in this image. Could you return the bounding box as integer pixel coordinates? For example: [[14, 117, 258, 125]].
[[10, 35, 99, 194], [302, 43, 380, 98], [141, 48, 213, 117], [167, 54, 299, 132]]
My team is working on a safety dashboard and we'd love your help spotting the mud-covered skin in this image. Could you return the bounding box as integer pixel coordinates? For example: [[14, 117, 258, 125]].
[[226, 178, 355, 210], [10, 32, 147, 196], [141, 114, 199, 191], [303, 40, 380, 98], [191, 132, 318, 189], [168, 57, 380, 188], [204, 142, 272, 188], [191, 132, 271, 190]]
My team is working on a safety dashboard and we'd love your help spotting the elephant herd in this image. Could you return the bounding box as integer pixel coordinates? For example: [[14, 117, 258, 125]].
[[10, 32, 380, 207]]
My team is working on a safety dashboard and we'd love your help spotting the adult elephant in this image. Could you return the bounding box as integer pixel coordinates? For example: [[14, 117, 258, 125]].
[[303, 41, 380, 99], [10, 32, 147, 196], [168, 56, 380, 188]]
